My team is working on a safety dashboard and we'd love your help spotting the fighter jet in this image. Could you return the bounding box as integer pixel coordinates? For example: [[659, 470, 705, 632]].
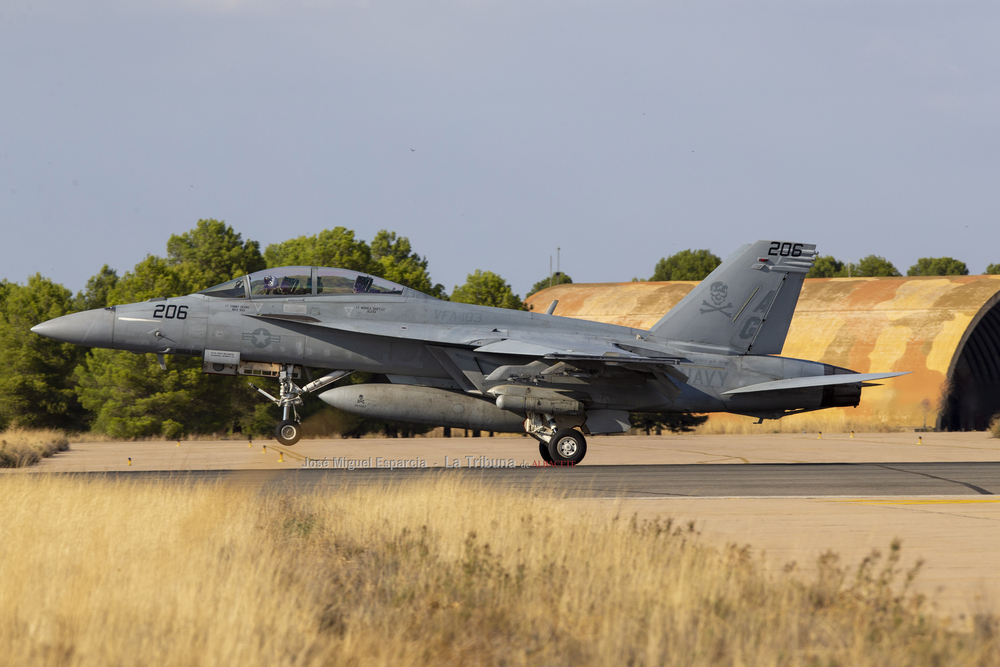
[[32, 240, 906, 464]]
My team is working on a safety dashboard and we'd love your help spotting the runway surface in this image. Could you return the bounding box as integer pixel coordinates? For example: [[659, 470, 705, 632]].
[[51, 461, 1000, 498]]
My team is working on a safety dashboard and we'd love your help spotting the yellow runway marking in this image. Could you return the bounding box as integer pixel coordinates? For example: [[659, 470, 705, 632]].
[[270, 445, 307, 462], [672, 449, 751, 464], [835, 499, 1000, 505]]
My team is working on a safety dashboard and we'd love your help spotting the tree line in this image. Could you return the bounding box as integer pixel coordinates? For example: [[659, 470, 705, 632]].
[[641, 249, 1000, 282]]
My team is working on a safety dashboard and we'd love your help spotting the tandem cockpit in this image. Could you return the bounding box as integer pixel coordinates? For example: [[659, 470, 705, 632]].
[[197, 267, 407, 299]]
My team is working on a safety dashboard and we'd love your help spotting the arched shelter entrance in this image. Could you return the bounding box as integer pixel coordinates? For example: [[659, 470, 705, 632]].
[[938, 294, 1000, 430]]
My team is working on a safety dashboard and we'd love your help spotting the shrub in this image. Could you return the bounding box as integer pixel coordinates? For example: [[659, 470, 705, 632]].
[[0, 428, 70, 468]]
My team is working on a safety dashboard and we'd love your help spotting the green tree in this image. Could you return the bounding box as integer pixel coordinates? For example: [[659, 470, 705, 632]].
[[73, 265, 119, 311], [907, 257, 969, 277], [987, 264, 1000, 275], [266, 227, 447, 297], [107, 255, 188, 305], [0, 275, 87, 430], [651, 249, 721, 281], [264, 227, 372, 272], [370, 230, 446, 297], [806, 255, 845, 278], [451, 270, 526, 310], [167, 219, 265, 290], [851, 255, 902, 277], [74, 348, 262, 438], [526, 272, 572, 298]]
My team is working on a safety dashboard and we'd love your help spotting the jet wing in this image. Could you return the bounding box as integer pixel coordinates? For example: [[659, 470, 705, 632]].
[[472, 338, 684, 366], [251, 314, 502, 347], [721, 372, 910, 395], [254, 313, 685, 366]]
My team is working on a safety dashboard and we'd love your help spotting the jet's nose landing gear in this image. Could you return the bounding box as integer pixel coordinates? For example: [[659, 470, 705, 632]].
[[249, 365, 351, 447], [275, 420, 302, 446]]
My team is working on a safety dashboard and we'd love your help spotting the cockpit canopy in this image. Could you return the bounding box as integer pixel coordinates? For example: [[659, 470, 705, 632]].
[[197, 267, 406, 299]]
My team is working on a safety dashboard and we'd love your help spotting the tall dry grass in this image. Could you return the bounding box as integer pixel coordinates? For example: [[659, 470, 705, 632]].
[[0, 428, 69, 467], [0, 476, 995, 666], [693, 412, 907, 435], [65, 431, 267, 443]]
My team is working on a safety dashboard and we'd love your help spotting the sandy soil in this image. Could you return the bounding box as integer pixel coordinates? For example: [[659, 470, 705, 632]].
[[18, 431, 1000, 472]]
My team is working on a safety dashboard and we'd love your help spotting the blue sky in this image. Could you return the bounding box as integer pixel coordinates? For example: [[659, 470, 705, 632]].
[[2, 0, 998, 297]]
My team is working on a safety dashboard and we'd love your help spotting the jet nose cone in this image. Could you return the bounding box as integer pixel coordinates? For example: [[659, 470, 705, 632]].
[[31, 308, 115, 348]]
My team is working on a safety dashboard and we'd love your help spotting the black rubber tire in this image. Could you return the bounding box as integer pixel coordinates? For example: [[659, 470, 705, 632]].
[[538, 441, 554, 464], [275, 420, 301, 446], [547, 429, 587, 465]]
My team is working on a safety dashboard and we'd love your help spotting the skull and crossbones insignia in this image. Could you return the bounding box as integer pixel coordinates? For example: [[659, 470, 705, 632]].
[[700, 281, 733, 316]]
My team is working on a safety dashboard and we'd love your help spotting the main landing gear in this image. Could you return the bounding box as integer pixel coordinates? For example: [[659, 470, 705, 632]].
[[249, 365, 350, 446], [524, 413, 588, 465], [548, 429, 587, 464]]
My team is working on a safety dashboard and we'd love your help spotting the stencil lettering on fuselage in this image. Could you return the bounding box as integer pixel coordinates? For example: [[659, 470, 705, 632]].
[[753, 290, 776, 314], [738, 290, 776, 339], [434, 309, 484, 324], [688, 368, 729, 388], [739, 317, 761, 339]]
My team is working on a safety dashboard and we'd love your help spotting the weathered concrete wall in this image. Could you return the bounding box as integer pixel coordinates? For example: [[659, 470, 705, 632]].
[[525, 276, 1000, 430]]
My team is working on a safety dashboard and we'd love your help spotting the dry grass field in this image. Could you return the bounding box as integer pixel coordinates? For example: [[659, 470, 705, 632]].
[[692, 413, 920, 436], [0, 428, 70, 467], [694, 409, 1000, 436], [0, 476, 996, 666]]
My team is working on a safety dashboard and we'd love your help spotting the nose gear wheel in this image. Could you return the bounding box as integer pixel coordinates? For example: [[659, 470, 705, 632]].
[[275, 420, 301, 446]]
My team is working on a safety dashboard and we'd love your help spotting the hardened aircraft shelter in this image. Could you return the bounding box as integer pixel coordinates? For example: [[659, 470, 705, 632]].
[[525, 276, 1000, 431]]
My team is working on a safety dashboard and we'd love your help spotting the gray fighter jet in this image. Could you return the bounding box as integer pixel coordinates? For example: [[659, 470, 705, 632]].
[[32, 240, 906, 464]]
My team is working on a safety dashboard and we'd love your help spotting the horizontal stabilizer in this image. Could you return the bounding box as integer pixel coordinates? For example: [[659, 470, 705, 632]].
[[721, 372, 910, 395]]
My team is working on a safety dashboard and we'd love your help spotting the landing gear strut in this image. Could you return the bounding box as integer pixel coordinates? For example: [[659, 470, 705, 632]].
[[249, 365, 350, 446], [524, 412, 588, 465]]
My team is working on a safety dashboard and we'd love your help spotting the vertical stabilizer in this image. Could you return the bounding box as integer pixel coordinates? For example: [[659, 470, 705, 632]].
[[646, 240, 816, 354]]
